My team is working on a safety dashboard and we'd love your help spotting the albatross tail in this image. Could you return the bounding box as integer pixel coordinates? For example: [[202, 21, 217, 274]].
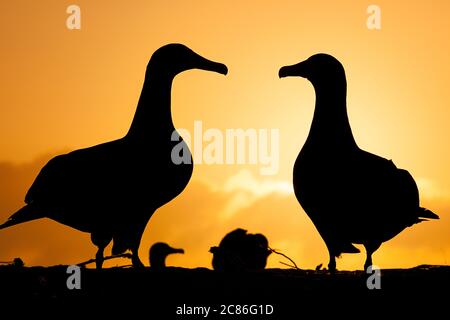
[[416, 207, 439, 223], [0, 205, 43, 230]]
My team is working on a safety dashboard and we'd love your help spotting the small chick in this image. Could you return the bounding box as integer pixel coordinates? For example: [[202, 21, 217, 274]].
[[210, 228, 271, 271], [149, 242, 184, 270]]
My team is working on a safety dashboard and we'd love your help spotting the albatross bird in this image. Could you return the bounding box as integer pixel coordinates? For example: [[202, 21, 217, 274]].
[[0, 44, 227, 268], [279, 53, 438, 271], [149, 242, 184, 270], [210, 228, 271, 271]]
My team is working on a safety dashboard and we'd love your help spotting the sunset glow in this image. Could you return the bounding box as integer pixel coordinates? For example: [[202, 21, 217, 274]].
[[0, 0, 449, 270]]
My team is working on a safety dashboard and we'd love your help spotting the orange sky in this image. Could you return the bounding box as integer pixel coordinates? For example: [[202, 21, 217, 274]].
[[0, 0, 449, 270]]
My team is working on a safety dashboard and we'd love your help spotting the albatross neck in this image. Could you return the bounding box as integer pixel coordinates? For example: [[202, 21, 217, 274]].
[[126, 69, 175, 140], [306, 83, 358, 150], [150, 255, 166, 269]]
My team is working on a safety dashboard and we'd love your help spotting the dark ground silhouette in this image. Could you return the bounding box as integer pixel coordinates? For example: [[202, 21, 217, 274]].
[[0, 44, 227, 269], [0, 264, 448, 316], [279, 54, 439, 272]]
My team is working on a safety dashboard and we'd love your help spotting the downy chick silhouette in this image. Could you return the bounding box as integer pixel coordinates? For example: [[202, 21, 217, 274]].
[[210, 228, 271, 271], [279, 53, 438, 272], [0, 44, 228, 269], [149, 242, 184, 270]]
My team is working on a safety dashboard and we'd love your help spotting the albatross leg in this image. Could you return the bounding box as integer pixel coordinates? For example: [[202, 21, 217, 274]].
[[328, 249, 337, 273], [129, 222, 147, 268], [91, 233, 112, 269], [364, 252, 372, 271], [95, 247, 105, 269], [131, 245, 144, 268], [364, 243, 380, 271]]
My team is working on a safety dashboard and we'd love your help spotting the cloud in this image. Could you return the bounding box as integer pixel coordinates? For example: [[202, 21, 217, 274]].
[[135, 171, 450, 270], [222, 169, 293, 196], [214, 169, 293, 219], [416, 177, 450, 201], [142, 177, 311, 269], [0, 153, 95, 266], [0, 156, 449, 270]]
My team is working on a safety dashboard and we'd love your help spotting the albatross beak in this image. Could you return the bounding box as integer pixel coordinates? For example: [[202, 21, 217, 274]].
[[279, 60, 309, 78], [170, 247, 185, 254], [197, 56, 228, 75]]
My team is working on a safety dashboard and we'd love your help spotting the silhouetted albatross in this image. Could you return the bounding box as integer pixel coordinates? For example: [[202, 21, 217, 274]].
[[0, 44, 227, 268], [279, 53, 438, 271], [149, 242, 184, 270]]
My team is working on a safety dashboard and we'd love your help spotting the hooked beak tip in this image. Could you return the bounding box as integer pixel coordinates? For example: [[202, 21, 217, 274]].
[[278, 67, 288, 78], [218, 64, 228, 75]]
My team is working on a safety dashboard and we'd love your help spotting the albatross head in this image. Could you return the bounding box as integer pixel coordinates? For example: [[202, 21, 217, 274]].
[[149, 242, 184, 269], [279, 53, 346, 89], [148, 43, 228, 78]]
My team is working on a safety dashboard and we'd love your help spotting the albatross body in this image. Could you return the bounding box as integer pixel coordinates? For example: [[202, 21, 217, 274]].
[[279, 54, 438, 271], [0, 44, 228, 268]]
